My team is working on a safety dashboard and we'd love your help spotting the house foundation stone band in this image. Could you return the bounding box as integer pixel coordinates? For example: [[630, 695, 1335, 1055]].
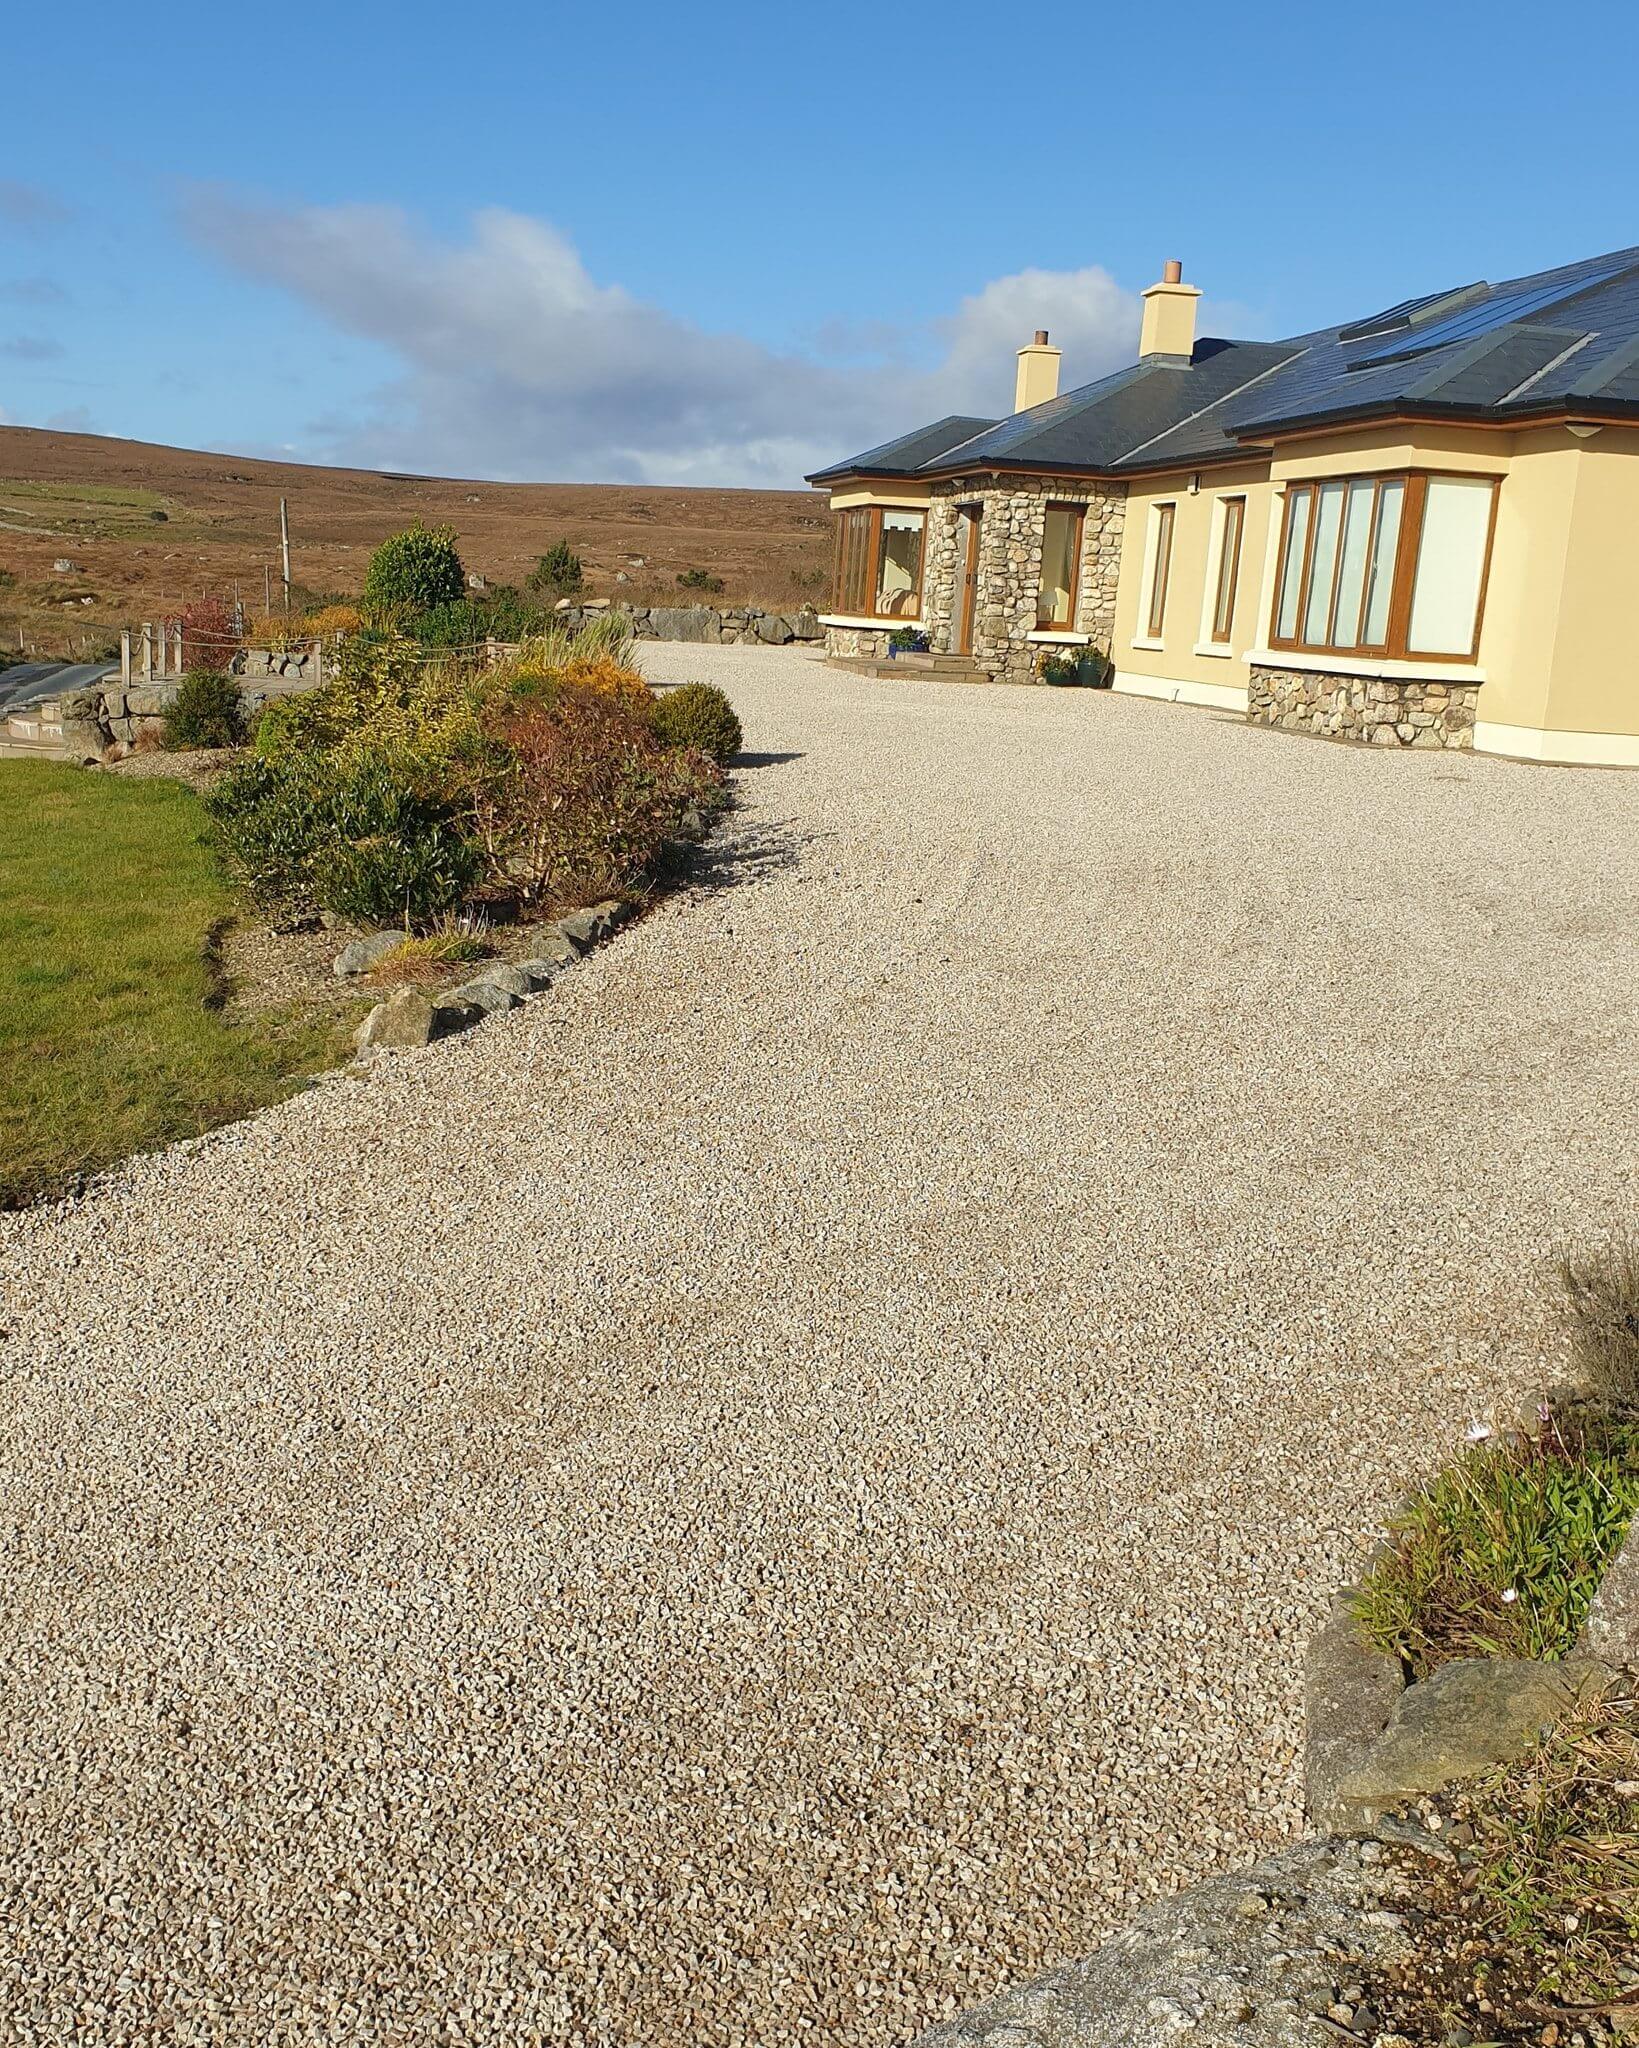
[[1246, 665, 1479, 748]]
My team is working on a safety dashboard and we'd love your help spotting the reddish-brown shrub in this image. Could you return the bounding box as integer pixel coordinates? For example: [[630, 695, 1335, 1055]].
[[177, 596, 242, 673], [472, 684, 719, 904]]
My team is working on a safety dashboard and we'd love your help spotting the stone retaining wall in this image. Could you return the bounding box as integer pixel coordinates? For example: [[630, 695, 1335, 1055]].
[[1247, 663, 1478, 749], [555, 602, 823, 647]]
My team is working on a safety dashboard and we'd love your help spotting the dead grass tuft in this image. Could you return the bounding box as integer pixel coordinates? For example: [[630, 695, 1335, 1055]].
[[1562, 1238, 1639, 1414]]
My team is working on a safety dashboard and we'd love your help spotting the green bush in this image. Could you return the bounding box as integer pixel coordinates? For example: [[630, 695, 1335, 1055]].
[[362, 524, 467, 615], [163, 669, 246, 750], [676, 566, 724, 594], [527, 541, 583, 598], [650, 682, 742, 763], [206, 750, 480, 925], [409, 587, 547, 650]]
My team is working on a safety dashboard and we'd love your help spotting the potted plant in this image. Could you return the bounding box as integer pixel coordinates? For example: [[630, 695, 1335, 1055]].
[[886, 627, 931, 659]]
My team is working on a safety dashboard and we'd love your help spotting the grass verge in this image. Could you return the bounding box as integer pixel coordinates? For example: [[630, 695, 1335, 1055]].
[[0, 761, 356, 1208]]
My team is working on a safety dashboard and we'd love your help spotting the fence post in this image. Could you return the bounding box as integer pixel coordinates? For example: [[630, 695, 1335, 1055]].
[[120, 630, 132, 688], [312, 638, 323, 687], [141, 623, 153, 680]]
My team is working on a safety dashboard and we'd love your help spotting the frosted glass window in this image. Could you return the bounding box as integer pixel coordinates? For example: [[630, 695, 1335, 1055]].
[[1361, 481, 1403, 646], [1302, 483, 1345, 644], [1275, 491, 1311, 640], [1330, 482, 1377, 648], [1407, 477, 1493, 656]]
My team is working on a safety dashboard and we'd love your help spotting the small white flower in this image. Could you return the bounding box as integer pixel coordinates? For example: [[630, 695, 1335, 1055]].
[[1465, 1418, 1493, 1444], [1500, 1588, 1519, 1604]]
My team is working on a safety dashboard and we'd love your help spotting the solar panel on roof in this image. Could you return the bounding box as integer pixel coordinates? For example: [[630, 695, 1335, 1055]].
[[1337, 284, 1483, 344], [1348, 262, 1634, 367]]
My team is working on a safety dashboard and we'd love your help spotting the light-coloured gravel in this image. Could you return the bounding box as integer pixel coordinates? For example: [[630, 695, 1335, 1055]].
[[3, 644, 1637, 2047]]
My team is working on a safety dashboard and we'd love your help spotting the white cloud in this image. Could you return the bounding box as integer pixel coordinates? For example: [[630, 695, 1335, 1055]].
[[0, 182, 73, 229], [182, 193, 1158, 487]]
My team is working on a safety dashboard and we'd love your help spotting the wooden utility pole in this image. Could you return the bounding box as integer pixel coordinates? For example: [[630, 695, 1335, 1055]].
[[264, 563, 272, 612], [279, 498, 291, 613]]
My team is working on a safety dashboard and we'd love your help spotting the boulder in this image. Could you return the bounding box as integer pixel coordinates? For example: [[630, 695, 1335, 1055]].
[[1583, 1526, 1639, 1668], [753, 612, 794, 644], [1304, 1595, 1405, 1833], [588, 897, 630, 931], [333, 929, 410, 978], [354, 989, 436, 1051], [522, 927, 581, 970], [647, 605, 722, 644], [910, 1837, 1410, 2048], [514, 957, 558, 992], [61, 719, 107, 763], [125, 686, 175, 717], [1334, 1655, 1604, 1822], [790, 609, 823, 641], [554, 908, 606, 951], [444, 976, 522, 1016]]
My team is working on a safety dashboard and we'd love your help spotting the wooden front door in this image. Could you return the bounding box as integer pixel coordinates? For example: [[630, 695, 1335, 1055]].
[[954, 506, 982, 655]]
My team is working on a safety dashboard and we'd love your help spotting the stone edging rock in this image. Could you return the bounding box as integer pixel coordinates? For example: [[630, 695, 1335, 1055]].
[[349, 901, 631, 1054]]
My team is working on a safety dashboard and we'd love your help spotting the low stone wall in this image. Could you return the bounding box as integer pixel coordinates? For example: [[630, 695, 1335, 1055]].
[[52, 674, 314, 758], [556, 602, 823, 647], [822, 623, 900, 661], [1248, 663, 1479, 749], [235, 647, 319, 681]]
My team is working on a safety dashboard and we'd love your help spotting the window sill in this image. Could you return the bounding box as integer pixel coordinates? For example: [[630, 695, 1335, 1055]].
[[1191, 641, 1238, 660], [1028, 629, 1090, 645], [1129, 634, 1166, 653], [1247, 647, 1486, 684], [818, 613, 926, 631]]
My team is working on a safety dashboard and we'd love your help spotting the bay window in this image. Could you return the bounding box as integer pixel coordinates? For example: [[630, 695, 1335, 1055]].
[[1037, 503, 1085, 628], [831, 506, 926, 620], [1271, 471, 1497, 662]]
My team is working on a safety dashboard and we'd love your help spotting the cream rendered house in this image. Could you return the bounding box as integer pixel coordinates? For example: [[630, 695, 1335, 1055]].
[[808, 247, 1639, 765]]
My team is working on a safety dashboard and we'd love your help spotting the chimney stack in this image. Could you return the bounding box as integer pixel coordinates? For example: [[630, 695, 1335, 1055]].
[[1014, 328, 1061, 412], [1139, 258, 1201, 360]]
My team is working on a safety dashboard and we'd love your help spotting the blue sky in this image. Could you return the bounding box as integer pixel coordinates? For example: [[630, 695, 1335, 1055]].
[[4, 0, 1637, 487]]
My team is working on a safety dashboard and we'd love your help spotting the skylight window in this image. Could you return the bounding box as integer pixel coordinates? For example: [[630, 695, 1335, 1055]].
[[1347, 262, 1634, 368]]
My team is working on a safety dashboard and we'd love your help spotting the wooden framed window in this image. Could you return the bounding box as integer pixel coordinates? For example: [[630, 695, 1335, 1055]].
[[1270, 471, 1498, 662], [1210, 496, 1246, 643], [830, 506, 926, 620], [1145, 502, 1176, 639], [1037, 502, 1085, 628]]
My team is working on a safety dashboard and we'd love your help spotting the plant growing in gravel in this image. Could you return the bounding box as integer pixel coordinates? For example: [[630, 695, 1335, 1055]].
[[649, 682, 742, 763], [163, 669, 246, 750], [369, 926, 493, 984], [1560, 1237, 1639, 1413], [362, 523, 467, 616], [1353, 1410, 1639, 1677]]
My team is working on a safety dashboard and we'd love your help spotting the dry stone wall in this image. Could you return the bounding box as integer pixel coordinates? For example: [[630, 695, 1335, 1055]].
[[1248, 664, 1479, 749], [554, 602, 823, 647]]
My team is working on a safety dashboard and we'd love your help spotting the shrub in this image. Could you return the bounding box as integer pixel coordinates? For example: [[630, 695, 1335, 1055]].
[[888, 627, 929, 654], [177, 596, 241, 673], [1352, 1411, 1639, 1677], [559, 654, 655, 720], [527, 541, 584, 598], [306, 602, 364, 640], [244, 611, 306, 653], [163, 669, 246, 750], [650, 682, 742, 763], [1560, 1238, 1639, 1412], [471, 685, 720, 904], [206, 749, 481, 926], [362, 524, 466, 615], [409, 587, 547, 650], [676, 566, 725, 594]]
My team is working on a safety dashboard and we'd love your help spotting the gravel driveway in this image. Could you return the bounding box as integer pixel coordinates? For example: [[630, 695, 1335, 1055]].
[[4, 645, 1637, 2046]]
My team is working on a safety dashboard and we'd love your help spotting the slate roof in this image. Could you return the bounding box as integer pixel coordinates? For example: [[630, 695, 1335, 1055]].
[[807, 243, 1639, 484]]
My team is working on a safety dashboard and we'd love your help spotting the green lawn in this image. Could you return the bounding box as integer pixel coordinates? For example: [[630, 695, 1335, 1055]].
[[0, 762, 351, 1207]]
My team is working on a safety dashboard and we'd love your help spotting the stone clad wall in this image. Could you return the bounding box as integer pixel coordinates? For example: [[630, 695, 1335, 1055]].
[[939, 477, 1126, 684], [1248, 663, 1479, 749], [825, 479, 1126, 683]]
